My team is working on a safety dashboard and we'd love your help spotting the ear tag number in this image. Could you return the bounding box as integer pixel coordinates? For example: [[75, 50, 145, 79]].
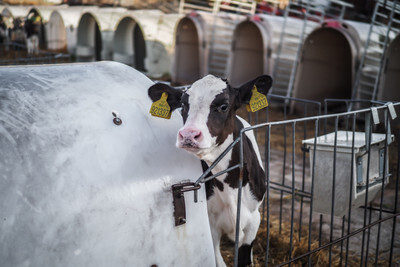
[[150, 92, 172, 119], [246, 85, 268, 112]]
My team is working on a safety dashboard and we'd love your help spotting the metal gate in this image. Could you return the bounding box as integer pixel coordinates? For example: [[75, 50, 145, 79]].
[[0, 42, 71, 65], [192, 99, 400, 266]]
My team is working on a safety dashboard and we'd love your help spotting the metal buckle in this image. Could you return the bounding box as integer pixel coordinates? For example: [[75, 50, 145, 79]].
[[171, 182, 201, 226]]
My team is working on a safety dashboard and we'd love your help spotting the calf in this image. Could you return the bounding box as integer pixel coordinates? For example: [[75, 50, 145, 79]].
[[148, 74, 272, 267]]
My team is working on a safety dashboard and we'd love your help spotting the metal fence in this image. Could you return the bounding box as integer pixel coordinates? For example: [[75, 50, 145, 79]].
[[0, 42, 71, 66], [194, 99, 400, 266]]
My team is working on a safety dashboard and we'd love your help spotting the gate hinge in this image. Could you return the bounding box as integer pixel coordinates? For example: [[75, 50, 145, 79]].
[[171, 182, 201, 227]]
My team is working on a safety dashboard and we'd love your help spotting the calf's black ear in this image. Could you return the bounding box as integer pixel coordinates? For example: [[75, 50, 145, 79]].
[[148, 83, 184, 111], [235, 75, 273, 108]]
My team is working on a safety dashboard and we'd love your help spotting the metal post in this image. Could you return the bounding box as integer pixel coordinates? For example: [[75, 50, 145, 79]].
[[307, 118, 319, 266], [233, 131, 245, 267], [288, 121, 296, 265], [328, 116, 339, 264], [360, 112, 374, 266], [264, 125, 271, 267], [388, 128, 400, 266], [345, 114, 357, 267], [374, 109, 390, 265]]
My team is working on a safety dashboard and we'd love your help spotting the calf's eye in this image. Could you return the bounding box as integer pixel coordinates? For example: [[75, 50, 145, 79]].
[[218, 104, 229, 113]]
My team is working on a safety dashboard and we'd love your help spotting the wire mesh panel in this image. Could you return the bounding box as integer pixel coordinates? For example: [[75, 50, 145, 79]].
[[0, 42, 71, 65], [194, 100, 400, 266]]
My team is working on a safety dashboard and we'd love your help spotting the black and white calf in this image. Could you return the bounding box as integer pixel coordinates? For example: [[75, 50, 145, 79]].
[[148, 74, 272, 267]]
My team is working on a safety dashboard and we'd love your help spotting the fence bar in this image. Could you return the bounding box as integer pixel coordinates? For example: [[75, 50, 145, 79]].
[[279, 105, 288, 234], [374, 109, 390, 265], [360, 206, 397, 214], [262, 108, 270, 225], [245, 102, 400, 131], [299, 103, 308, 241], [233, 131, 245, 267], [366, 208, 373, 267], [194, 137, 241, 185], [340, 215, 345, 266], [307, 118, 319, 266], [264, 125, 271, 267], [329, 116, 339, 264], [269, 182, 312, 198], [268, 93, 322, 111], [201, 164, 241, 183], [360, 112, 374, 266], [345, 114, 357, 267], [389, 128, 400, 266], [261, 108, 270, 224], [319, 214, 323, 247], [288, 121, 296, 265], [233, 174, 243, 267]]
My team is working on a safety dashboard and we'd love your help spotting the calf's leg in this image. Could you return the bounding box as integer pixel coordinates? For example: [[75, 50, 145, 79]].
[[238, 210, 261, 267], [238, 241, 254, 267], [210, 226, 226, 267]]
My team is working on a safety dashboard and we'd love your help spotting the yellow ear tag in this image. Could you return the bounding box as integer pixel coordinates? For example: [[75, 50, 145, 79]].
[[150, 92, 172, 119], [246, 85, 268, 112]]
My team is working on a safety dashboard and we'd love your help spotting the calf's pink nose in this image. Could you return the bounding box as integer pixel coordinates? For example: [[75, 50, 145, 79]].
[[178, 127, 203, 143]]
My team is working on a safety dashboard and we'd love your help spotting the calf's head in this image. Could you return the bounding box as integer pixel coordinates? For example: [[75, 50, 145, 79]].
[[148, 75, 272, 160]]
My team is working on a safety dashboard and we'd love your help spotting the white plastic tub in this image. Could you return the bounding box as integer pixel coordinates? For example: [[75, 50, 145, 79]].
[[303, 131, 394, 217]]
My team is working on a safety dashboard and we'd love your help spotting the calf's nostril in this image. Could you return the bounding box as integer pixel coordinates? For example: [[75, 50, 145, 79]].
[[194, 132, 202, 140], [178, 131, 184, 140]]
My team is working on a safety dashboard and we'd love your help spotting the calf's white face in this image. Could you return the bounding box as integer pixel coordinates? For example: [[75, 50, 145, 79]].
[[148, 74, 272, 161], [177, 75, 231, 158]]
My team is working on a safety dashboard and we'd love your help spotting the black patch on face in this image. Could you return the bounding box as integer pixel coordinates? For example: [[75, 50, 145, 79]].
[[223, 118, 266, 202], [201, 161, 224, 200], [238, 241, 254, 267], [206, 91, 237, 146], [181, 93, 189, 123]]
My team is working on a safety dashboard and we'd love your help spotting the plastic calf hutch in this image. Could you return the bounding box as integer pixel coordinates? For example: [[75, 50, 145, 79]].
[[1, 6, 33, 45], [226, 16, 272, 87], [76, 8, 127, 62], [47, 7, 91, 52], [292, 20, 361, 104], [227, 14, 310, 87], [76, 12, 102, 61], [0, 61, 215, 267], [172, 11, 244, 85], [47, 10, 68, 50], [378, 33, 400, 102], [172, 12, 208, 85], [113, 15, 146, 71], [27, 7, 54, 50], [46, 6, 98, 53], [1, 5, 31, 20], [113, 10, 179, 78]]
